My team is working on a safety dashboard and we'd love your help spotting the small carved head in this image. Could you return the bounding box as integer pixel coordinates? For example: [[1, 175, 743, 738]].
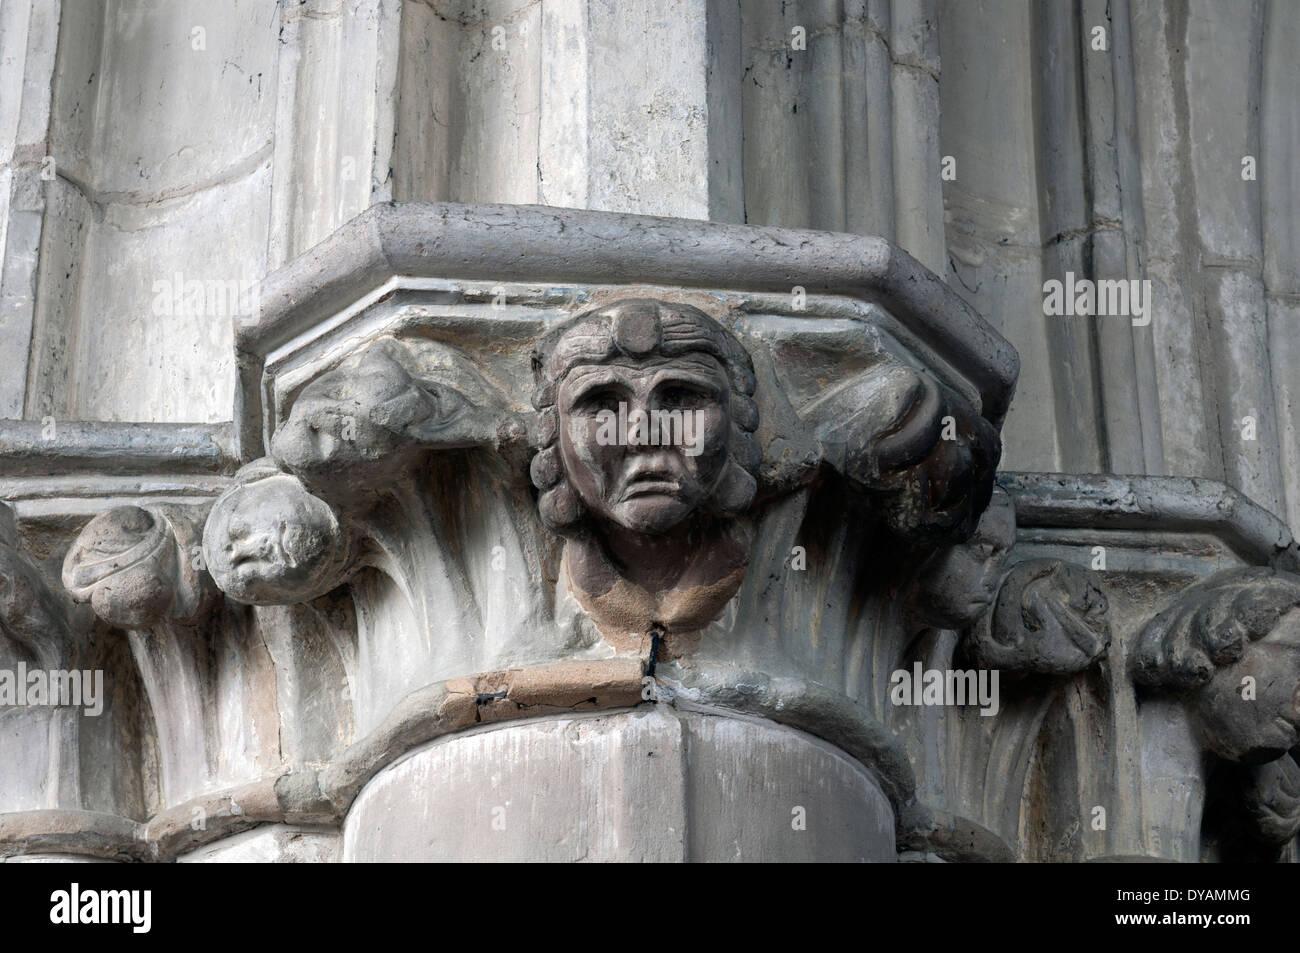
[[1133, 567, 1300, 763], [530, 299, 761, 537], [202, 460, 351, 605], [909, 485, 1016, 629], [272, 337, 508, 499], [966, 558, 1110, 674]]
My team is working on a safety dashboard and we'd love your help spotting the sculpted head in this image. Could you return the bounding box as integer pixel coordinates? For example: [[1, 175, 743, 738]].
[[202, 460, 350, 605], [530, 299, 760, 537], [271, 337, 507, 499], [1133, 568, 1300, 763], [910, 486, 1016, 629]]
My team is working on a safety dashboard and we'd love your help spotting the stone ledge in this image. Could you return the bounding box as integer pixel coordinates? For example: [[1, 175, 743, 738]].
[[0, 810, 146, 863], [235, 201, 1020, 458], [0, 422, 237, 477], [0, 656, 922, 861], [1003, 472, 1300, 570]]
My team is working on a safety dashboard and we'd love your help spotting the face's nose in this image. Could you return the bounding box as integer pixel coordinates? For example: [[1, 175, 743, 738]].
[[227, 528, 277, 566], [621, 394, 652, 449]]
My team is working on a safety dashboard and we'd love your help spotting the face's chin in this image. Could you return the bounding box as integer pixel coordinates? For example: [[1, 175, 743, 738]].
[[606, 492, 695, 535]]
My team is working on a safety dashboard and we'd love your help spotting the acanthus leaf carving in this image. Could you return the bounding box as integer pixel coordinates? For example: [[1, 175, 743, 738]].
[[1133, 566, 1300, 765]]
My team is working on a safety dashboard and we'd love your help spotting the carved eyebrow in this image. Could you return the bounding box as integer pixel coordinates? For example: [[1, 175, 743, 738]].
[[648, 369, 726, 396], [560, 370, 632, 408]]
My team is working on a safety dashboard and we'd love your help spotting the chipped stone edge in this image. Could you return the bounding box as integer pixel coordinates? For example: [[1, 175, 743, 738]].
[[0, 657, 649, 862], [0, 811, 148, 863]]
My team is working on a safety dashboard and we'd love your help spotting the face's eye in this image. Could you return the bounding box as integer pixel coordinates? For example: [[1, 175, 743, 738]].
[[657, 384, 710, 410], [577, 388, 623, 415]]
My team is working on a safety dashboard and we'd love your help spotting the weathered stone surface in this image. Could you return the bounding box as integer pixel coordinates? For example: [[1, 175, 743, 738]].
[[966, 558, 1111, 676], [342, 708, 896, 862], [1133, 568, 1300, 764], [177, 824, 338, 864], [63, 504, 215, 627], [533, 299, 759, 639], [203, 460, 352, 605]]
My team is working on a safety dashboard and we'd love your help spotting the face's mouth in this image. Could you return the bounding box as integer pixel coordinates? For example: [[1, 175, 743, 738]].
[[617, 460, 683, 502], [621, 479, 682, 501]]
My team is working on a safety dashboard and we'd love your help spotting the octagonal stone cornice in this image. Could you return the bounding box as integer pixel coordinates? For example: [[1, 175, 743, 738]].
[[234, 202, 1019, 461]]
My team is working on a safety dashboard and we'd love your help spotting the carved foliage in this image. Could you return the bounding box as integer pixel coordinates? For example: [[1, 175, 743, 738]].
[[63, 504, 215, 627], [1133, 567, 1300, 763], [965, 558, 1110, 675]]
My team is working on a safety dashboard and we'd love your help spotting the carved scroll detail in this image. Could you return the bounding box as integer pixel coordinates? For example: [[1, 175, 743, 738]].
[[965, 559, 1111, 675], [63, 504, 215, 627]]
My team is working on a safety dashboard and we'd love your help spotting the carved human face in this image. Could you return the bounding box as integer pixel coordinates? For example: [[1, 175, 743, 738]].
[[1193, 609, 1300, 763], [915, 495, 1016, 628], [203, 474, 346, 605], [557, 353, 732, 535]]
